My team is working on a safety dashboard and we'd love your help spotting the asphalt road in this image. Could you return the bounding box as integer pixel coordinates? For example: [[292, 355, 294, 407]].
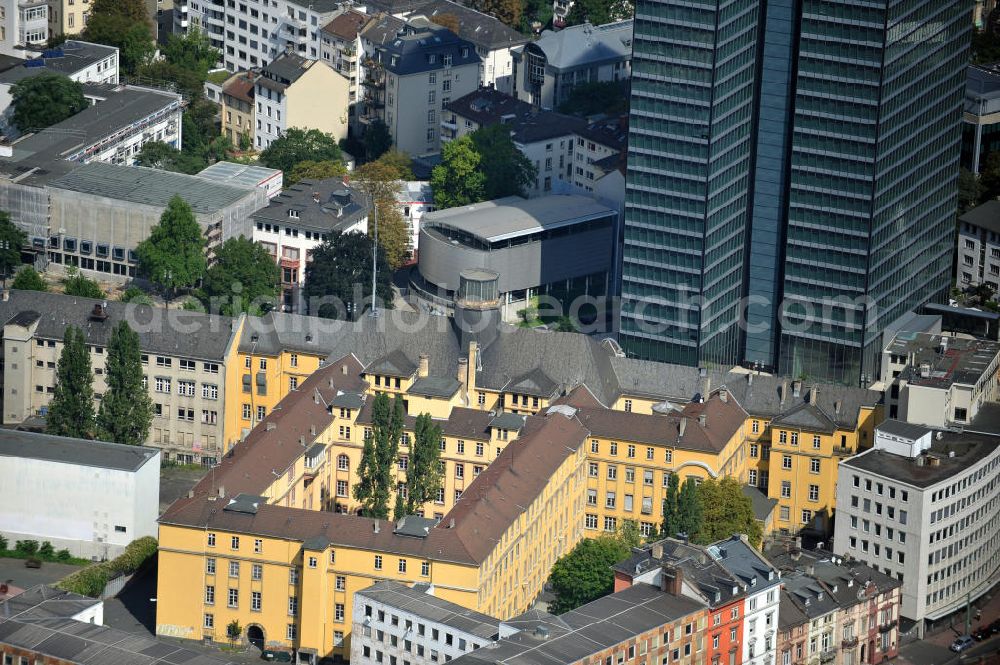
[[0, 557, 83, 590], [900, 636, 1000, 665]]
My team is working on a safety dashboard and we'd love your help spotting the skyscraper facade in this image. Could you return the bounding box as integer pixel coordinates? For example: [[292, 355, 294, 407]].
[[619, 0, 971, 384]]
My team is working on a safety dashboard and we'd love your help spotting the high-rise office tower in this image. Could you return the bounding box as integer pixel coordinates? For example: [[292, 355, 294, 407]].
[[619, 0, 970, 384]]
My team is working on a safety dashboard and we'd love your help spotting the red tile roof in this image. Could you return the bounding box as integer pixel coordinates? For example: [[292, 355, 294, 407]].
[[222, 72, 258, 104], [322, 10, 369, 40]]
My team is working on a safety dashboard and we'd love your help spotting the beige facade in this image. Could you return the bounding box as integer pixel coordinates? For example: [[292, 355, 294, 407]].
[[221, 72, 256, 149], [286, 62, 350, 142], [46, 0, 86, 36], [0, 291, 244, 464]]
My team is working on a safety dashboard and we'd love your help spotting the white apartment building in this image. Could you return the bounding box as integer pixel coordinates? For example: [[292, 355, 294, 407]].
[[0, 430, 160, 560], [0, 0, 48, 57], [881, 331, 1000, 427], [571, 115, 626, 192], [396, 180, 432, 257], [250, 177, 369, 311], [182, 0, 344, 72], [0, 291, 244, 464], [351, 579, 497, 665], [834, 420, 1000, 635], [364, 22, 479, 157], [957, 199, 1000, 292]]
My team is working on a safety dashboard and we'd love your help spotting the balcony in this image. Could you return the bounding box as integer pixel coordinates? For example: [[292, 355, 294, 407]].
[[833, 445, 853, 456], [820, 650, 837, 663], [878, 620, 897, 633], [842, 638, 858, 649]]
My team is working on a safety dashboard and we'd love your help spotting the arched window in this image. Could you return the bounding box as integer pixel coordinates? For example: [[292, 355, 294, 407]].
[[337, 454, 350, 471]]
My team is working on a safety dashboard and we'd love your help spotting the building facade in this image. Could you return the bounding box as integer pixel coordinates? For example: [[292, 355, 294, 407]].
[[0, 431, 160, 559], [956, 199, 1000, 292], [834, 421, 1000, 634], [619, 0, 971, 385]]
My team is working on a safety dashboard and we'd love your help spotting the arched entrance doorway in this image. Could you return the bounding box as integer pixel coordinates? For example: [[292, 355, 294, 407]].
[[247, 625, 265, 650], [860, 643, 866, 664]]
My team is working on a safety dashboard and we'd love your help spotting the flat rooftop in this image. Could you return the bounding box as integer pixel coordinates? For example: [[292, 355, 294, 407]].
[[48, 162, 258, 214], [197, 161, 281, 189], [357, 581, 498, 640], [886, 331, 1000, 388], [841, 427, 1000, 487], [0, 429, 159, 472], [0, 585, 100, 622], [452, 583, 705, 665], [0, 41, 117, 85], [421, 194, 616, 243]]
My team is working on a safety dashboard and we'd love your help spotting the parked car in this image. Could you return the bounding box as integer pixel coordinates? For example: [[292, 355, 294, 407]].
[[972, 626, 989, 641], [990, 619, 1000, 635], [950, 635, 975, 652]]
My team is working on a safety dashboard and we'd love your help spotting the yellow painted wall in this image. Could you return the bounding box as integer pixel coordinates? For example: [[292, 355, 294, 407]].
[[286, 62, 351, 142]]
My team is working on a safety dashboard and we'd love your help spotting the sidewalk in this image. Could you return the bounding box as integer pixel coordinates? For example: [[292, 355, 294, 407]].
[[922, 585, 1000, 648]]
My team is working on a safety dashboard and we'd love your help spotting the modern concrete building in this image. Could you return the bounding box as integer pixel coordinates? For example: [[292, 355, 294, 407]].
[[197, 161, 283, 200], [880, 331, 1000, 427], [351, 581, 498, 665], [511, 20, 632, 110], [254, 53, 350, 150], [441, 88, 584, 197], [363, 22, 480, 157], [412, 194, 616, 318], [0, 430, 160, 559], [957, 199, 1000, 292], [0, 290, 245, 463], [251, 177, 369, 311], [834, 419, 1000, 634], [619, 0, 970, 385], [0, 41, 118, 126]]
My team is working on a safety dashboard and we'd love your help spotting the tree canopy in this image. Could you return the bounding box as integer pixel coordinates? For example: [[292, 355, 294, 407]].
[[558, 80, 629, 117], [259, 128, 342, 173], [564, 0, 633, 26], [287, 160, 346, 187], [694, 477, 763, 547], [84, 14, 154, 75], [361, 119, 393, 163], [548, 524, 639, 615], [62, 268, 105, 299], [353, 393, 405, 518], [959, 167, 984, 214], [135, 195, 207, 293], [11, 266, 46, 291], [200, 236, 280, 315], [354, 156, 413, 269], [135, 141, 206, 175], [431, 127, 536, 209], [431, 136, 485, 209], [96, 321, 154, 445], [303, 231, 392, 319], [10, 74, 87, 133], [0, 212, 25, 278], [405, 413, 443, 513], [46, 326, 95, 439]]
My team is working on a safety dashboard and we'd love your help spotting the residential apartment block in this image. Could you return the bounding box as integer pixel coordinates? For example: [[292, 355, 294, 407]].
[[0, 290, 244, 463], [363, 21, 479, 157], [834, 420, 1000, 634], [0, 430, 160, 559], [881, 331, 1000, 427], [441, 88, 584, 197], [221, 70, 257, 147], [396, 180, 433, 257], [571, 115, 626, 193], [254, 53, 349, 150], [351, 580, 498, 665], [511, 20, 632, 109], [320, 9, 366, 129], [0, 0, 48, 57], [957, 199, 1000, 291]]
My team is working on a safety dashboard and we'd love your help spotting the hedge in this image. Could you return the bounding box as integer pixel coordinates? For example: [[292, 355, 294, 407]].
[[56, 536, 158, 597]]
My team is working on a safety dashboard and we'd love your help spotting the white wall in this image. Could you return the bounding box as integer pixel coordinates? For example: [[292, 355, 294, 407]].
[[0, 451, 161, 560]]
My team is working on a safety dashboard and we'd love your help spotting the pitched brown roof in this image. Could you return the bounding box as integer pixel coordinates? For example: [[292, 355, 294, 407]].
[[355, 401, 494, 441], [222, 72, 258, 104], [445, 409, 589, 562], [322, 10, 369, 40]]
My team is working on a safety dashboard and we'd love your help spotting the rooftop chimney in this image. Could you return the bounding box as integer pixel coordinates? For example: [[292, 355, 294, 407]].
[[679, 417, 687, 438], [792, 380, 802, 397], [698, 414, 706, 427], [661, 566, 684, 596], [719, 389, 728, 403], [218, 486, 225, 498], [651, 543, 663, 560], [780, 380, 788, 404], [418, 353, 429, 378], [809, 385, 817, 404]]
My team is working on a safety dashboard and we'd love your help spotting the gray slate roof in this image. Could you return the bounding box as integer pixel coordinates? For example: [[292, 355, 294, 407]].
[[876, 419, 931, 440], [374, 24, 480, 76], [444, 88, 585, 143], [408, 0, 529, 49], [453, 584, 704, 665], [0, 585, 101, 622], [959, 198, 1000, 235], [357, 580, 498, 640], [258, 53, 317, 92], [49, 162, 258, 215], [527, 20, 632, 71], [741, 485, 778, 523], [0, 429, 159, 471], [0, 290, 239, 361], [251, 178, 369, 233], [408, 376, 461, 397], [360, 13, 408, 46], [707, 535, 781, 592]]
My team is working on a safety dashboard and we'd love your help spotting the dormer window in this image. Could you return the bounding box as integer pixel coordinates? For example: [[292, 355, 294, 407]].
[[288, 209, 300, 219], [460, 47, 468, 58], [443, 54, 452, 66], [428, 53, 436, 64]]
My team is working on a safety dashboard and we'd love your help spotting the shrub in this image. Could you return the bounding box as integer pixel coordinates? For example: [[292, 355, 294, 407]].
[[109, 536, 158, 574], [15, 540, 39, 555], [55, 536, 157, 597], [38, 541, 55, 558], [58, 564, 110, 598], [0, 534, 7, 550], [55, 549, 72, 562]]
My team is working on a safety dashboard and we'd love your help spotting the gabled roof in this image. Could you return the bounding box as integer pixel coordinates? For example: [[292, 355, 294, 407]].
[[507, 366, 558, 397], [221, 71, 258, 103], [374, 23, 480, 76], [768, 402, 837, 434], [409, 0, 529, 49], [367, 348, 418, 377], [526, 20, 632, 71], [322, 10, 369, 40]]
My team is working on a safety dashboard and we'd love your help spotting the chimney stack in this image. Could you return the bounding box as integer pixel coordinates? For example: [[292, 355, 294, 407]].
[[792, 380, 802, 397], [457, 357, 469, 403], [809, 385, 817, 404], [651, 543, 663, 560], [660, 566, 684, 596], [719, 388, 728, 403], [780, 379, 788, 404], [678, 417, 687, 438], [418, 353, 429, 378]]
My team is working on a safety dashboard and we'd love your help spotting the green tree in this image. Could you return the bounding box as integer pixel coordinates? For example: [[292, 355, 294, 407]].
[[162, 29, 219, 78], [259, 128, 342, 173], [62, 267, 104, 299], [10, 73, 87, 132], [362, 119, 394, 163], [200, 236, 279, 315], [90, 0, 148, 23], [119, 286, 153, 305], [96, 321, 154, 445], [135, 195, 207, 294], [11, 266, 46, 291], [661, 473, 680, 538], [618, 519, 642, 548], [980, 152, 1000, 203], [287, 159, 346, 187], [677, 477, 703, 540], [694, 477, 763, 547], [470, 0, 522, 27], [470, 124, 537, 200], [84, 15, 154, 75], [303, 231, 392, 319], [431, 136, 485, 209], [135, 141, 203, 174], [353, 393, 404, 518], [557, 80, 629, 117], [405, 413, 443, 513], [959, 167, 984, 213], [393, 492, 406, 521], [46, 326, 95, 439], [355, 159, 411, 269], [564, 0, 633, 26], [374, 150, 414, 180], [0, 212, 25, 279], [548, 536, 628, 614], [227, 619, 242, 646]]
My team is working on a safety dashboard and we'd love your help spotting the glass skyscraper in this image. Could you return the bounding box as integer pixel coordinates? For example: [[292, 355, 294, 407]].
[[619, 0, 971, 385]]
